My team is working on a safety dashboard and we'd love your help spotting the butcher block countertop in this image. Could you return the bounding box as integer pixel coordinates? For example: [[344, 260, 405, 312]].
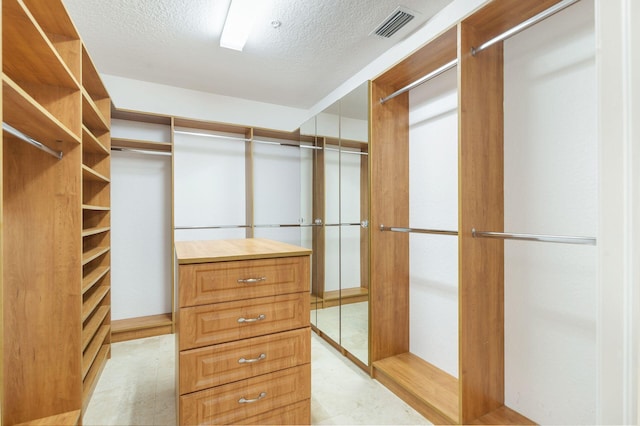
[[175, 238, 312, 264]]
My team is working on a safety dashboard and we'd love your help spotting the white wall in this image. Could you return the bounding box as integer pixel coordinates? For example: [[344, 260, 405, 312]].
[[324, 149, 362, 292], [111, 148, 172, 320], [503, 1, 597, 423], [103, 74, 309, 132], [316, 111, 368, 142], [408, 67, 459, 377], [596, 0, 640, 423], [252, 140, 309, 247], [173, 128, 247, 242]]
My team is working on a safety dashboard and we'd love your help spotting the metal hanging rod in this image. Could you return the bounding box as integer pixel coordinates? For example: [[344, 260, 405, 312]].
[[380, 59, 458, 104], [3, 122, 63, 159], [380, 225, 458, 236], [112, 147, 172, 156], [324, 147, 368, 156], [174, 225, 251, 230], [173, 130, 250, 142], [253, 224, 316, 228], [471, 228, 596, 246], [173, 130, 320, 150], [471, 0, 580, 56], [325, 222, 365, 227], [253, 139, 322, 150]]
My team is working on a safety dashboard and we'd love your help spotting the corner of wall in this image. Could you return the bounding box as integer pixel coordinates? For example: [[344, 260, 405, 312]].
[[102, 74, 310, 132]]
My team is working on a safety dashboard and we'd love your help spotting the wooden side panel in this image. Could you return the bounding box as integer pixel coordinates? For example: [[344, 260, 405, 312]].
[[360, 140, 369, 289], [3, 139, 83, 424], [369, 81, 410, 362], [375, 27, 458, 91], [312, 138, 325, 299], [462, 0, 565, 46], [245, 128, 254, 238], [458, 21, 505, 423]]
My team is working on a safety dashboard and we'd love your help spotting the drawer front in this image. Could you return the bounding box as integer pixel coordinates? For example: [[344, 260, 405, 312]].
[[236, 400, 310, 425], [179, 328, 310, 394], [179, 364, 310, 426], [179, 256, 310, 307], [179, 292, 309, 350]]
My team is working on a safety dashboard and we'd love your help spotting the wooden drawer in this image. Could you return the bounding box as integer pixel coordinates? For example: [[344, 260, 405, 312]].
[[179, 364, 311, 426], [236, 400, 310, 425], [179, 256, 310, 307], [179, 328, 310, 394], [179, 292, 309, 350]]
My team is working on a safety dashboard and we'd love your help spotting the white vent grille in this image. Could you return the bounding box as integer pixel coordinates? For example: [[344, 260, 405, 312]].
[[372, 7, 416, 38]]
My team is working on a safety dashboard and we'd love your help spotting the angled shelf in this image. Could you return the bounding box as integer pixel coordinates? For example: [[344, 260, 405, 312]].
[[82, 325, 110, 379], [82, 204, 110, 212], [82, 306, 110, 351], [3, 0, 79, 90], [82, 285, 110, 322], [3, 76, 80, 147], [82, 125, 110, 155], [82, 164, 110, 183], [82, 266, 110, 295], [82, 90, 110, 133], [82, 246, 110, 266], [81, 226, 110, 238]]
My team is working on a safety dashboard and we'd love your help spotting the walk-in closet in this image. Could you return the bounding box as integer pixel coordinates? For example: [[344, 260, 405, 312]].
[[2, 0, 638, 424]]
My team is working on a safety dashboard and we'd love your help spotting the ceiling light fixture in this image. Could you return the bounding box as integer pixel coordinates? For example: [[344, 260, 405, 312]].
[[220, 0, 266, 51]]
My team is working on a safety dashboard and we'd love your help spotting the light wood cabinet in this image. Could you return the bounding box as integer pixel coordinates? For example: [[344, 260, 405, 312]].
[[2, 0, 110, 423], [175, 238, 312, 425]]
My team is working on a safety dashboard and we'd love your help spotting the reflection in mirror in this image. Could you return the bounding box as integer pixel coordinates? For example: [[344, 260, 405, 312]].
[[338, 82, 369, 366], [309, 81, 370, 367], [318, 99, 341, 346], [300, 116, 318, 327]]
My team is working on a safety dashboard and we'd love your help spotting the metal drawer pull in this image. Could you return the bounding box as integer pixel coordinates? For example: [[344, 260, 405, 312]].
[[238, 392, 267, 404], [237, 276, 266, 284], [237, 314, 266, 323], [238, 353, 266, 364]]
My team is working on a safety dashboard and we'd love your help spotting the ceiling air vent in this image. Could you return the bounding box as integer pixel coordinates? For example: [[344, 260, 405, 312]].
[[372, 6, 416, 38]]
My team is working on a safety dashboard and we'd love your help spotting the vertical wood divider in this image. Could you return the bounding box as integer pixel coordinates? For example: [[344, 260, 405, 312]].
[[369, 82, 410, 363], [171, 116, 176, 332], [312, 137, 326, 300], [245, 128, 254, 238], [458, 20, 505, 423]]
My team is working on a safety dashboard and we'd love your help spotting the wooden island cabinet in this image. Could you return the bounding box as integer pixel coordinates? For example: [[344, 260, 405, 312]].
[[174, 238, 312, 425]]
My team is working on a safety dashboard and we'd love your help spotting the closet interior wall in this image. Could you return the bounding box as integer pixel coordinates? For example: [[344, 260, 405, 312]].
[[2, 0, 111, 423], [110, 110, 174, 342], [370, 0, 595, 424], [115, 104, 372, 369]]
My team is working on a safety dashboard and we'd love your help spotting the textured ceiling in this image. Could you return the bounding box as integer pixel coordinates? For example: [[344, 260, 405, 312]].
[[63, 0, 454, 110]]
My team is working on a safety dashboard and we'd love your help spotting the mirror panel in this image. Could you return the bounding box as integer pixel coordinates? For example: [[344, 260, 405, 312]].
[[319, 100, 342, 345], [339, 82, 369, 365]]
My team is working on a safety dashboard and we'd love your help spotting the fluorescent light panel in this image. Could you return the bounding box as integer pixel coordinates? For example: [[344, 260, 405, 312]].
[[220, 0, 264, 51]]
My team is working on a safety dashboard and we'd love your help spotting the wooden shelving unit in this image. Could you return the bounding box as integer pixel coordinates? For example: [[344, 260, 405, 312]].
[[1, 0, 108, 423], [369, 0, 572, 424], [80, 43, 112, 412]]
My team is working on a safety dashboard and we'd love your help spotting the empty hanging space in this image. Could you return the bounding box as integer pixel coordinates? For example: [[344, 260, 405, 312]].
[[173, 120, 252, 241], [370, 25, 461, 425], [109, 110, 173, 342], [458, 0, 592, 423], [500, 0, 597, 423], [375, 46, 461, 425]]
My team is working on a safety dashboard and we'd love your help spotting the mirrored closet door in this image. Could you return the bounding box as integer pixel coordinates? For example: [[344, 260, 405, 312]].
[[310, 82, 370, 367]]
